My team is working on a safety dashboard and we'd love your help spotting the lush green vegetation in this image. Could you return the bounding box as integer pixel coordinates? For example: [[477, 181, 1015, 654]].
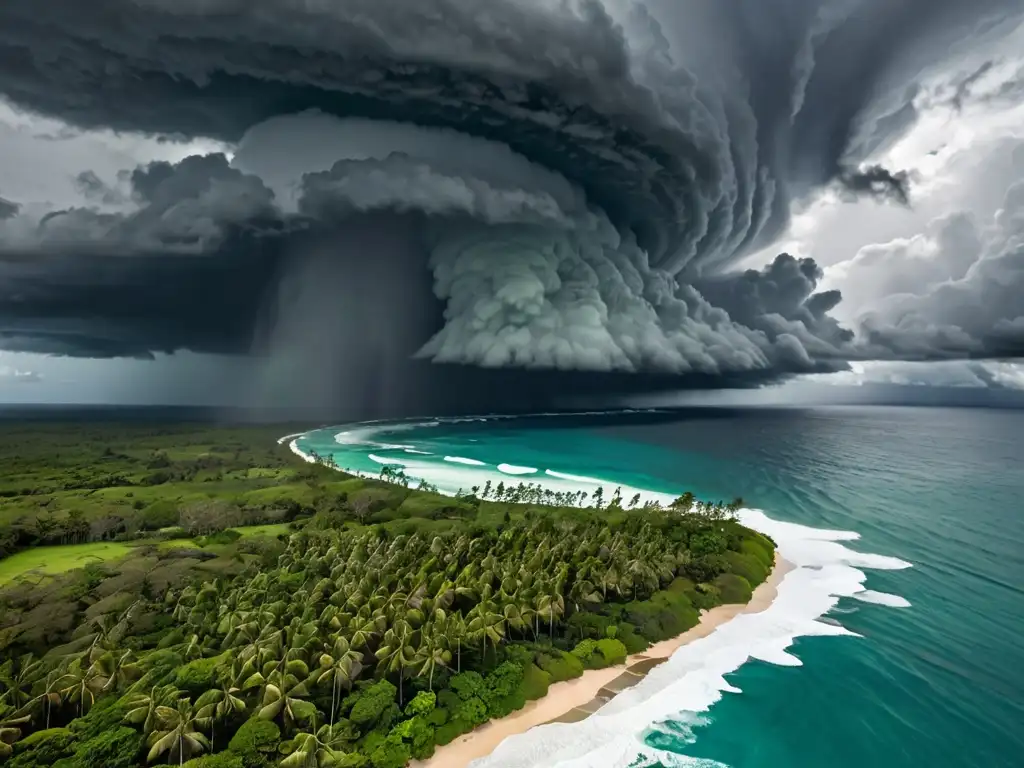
[[0, 422, 774, 766]]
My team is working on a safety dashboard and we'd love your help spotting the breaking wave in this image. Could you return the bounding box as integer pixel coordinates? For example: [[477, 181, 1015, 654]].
[[287, 414, 913, 767]]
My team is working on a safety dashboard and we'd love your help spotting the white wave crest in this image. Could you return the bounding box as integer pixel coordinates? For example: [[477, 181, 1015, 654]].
[[852, 590, 912, 608], [497, 463, 538, 475], [445, 456, 487, 466], [285, 416, 913, 768], [470, 508, 912, 768]]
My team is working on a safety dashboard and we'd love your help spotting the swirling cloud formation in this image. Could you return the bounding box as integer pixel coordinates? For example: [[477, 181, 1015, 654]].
[[0, 0, 1022, 398]]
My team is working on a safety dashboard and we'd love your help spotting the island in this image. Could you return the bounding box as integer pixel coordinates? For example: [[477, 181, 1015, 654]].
[[0, 422, 779, 768]]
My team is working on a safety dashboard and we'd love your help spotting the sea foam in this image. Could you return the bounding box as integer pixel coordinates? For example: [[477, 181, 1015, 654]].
[[469, 507, 912, 768], [497, 463, 538, 475], [445, 456, 487, 466], [286, 418, 913, 768]]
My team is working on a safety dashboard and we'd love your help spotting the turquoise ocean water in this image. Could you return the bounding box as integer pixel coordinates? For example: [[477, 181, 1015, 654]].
[[294, 407, 1024, 768]]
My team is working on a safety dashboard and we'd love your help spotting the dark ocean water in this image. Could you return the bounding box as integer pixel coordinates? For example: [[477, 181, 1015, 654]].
[[296, 406, 1024, 768]]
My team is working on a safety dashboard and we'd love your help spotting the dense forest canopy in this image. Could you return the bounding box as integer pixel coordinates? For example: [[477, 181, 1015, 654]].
[[0, 424, 774, 767]]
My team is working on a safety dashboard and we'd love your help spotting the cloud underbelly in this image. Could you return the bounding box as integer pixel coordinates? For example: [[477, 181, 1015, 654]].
[[0, 0, 1021, 393]]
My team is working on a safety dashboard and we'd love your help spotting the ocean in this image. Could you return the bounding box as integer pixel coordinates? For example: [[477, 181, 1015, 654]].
[[293, 406, 1024, 768]]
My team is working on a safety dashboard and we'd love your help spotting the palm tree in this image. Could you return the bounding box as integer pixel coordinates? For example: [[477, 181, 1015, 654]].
[[28, 669, 65, 729], [89, 649, 141, 693], [0, 654, 44, 710], [146, 698, 210, 766], [442, 614, 467, 673], [375, 620, 416, 705], [55, 658, 99, 718], [124, 685, 181, 734], [466, 602, 505, 665], [279, 728, 348, 768], [195, 683, 246, 748], [412, 627, 451, 691], [315, 636, 363, 728], [245, 661, 317, 732]]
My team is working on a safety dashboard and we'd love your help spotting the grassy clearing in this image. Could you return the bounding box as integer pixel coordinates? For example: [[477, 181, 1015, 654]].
[[0, 540, 133, 585], [230, 522, 293, 538]]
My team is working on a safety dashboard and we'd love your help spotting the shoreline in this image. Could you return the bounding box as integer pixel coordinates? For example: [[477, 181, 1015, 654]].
[[411, 554, 795, 768]]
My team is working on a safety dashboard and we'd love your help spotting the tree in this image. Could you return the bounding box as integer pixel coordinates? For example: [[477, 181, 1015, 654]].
[[124, 685, 182, 735], [55, 658, 100, 718], [245, 661, 317, 732], [412, 628, 451, 691], [466, 600, 505, 664], [374, 621, 416, 706], [195, 683, 246, 748], [146, 698, 210, 765], [90, 649, 141, 693], [314, 637, 363, 728], [671, 492, 695, 513], [0, 653, 44, 710]]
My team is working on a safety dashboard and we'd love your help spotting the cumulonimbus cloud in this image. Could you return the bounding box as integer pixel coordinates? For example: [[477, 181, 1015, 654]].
[[0, 0, 1022, 395]]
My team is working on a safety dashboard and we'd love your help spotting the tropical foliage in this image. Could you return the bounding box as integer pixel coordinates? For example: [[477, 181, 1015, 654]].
[[0, 425, 773, 766]]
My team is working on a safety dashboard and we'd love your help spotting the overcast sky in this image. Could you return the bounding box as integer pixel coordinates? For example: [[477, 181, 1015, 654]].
[[1, 1, 1022, 409]]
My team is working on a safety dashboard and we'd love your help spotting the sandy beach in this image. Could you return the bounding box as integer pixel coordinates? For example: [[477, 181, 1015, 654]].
[[412, 555, 795, 768]]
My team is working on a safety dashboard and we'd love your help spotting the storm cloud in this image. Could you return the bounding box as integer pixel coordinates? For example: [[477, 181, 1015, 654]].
[[0, 0, 1022, 411]]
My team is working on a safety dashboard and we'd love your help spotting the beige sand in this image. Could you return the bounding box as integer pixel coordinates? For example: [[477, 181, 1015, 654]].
[[411, 555, 794, 768]]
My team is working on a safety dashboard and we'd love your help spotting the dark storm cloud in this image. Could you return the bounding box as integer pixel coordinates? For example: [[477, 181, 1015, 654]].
[[836, 165, 911, 206], [0, 0, 1018, 268], [694, 253, 854, 353], [0, 0, 1022, 400], [73, 171, 125, 206], [28, 153, 287, 254], [0, 197, 19, 220]]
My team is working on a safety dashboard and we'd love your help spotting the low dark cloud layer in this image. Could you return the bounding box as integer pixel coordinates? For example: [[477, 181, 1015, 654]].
[[0, 197, 18, 221], [837, 165, 912, 206], [0, 0, 1022, 411]]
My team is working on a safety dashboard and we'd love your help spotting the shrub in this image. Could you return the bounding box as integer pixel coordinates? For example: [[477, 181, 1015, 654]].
[[621, 588, 700, 643], [426, 706, 449, 727], [482, 662, 523, 710], [227, 718, 281, 767], [349, 680, 398, 729], [182, 753, 246, 768], [741, 536, 775, 569], [436, 688, 461, 712], [369, 733, 411, 768], [714, 573, 753, 604], [9, 727, 76, 766], [615, 623, 648, 654], [536, 650, 583, 683], [69, 696, 131, 742], [724, 551, 768, 586], [570, 639, 598, 666], [369, 509, 401, 524], [71, 727, 143, 768], [595, 638, 628, 666], [139, 501, 181, 530], [454, 695, 489, 727], [391, 715, 436, 760], [175, 653, 228, 696], [433, 719, 471, 746], [519, 664, 551, 701], [404, 690, 436, 718], [449, 671, 485, 700], [140, 649, 184, 683]]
